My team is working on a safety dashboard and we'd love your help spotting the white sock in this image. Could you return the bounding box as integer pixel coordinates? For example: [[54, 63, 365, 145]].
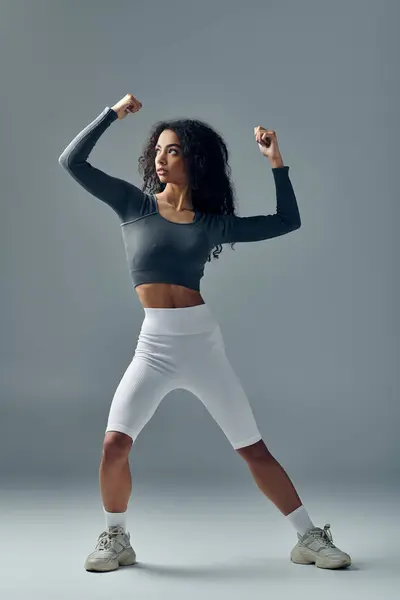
[[286, 505, 315, 536], [103, 507, 127, 532]]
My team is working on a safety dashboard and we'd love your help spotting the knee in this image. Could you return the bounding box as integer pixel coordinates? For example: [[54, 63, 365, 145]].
[[102, 431, 132, 461], [236, 439, 272, 462]]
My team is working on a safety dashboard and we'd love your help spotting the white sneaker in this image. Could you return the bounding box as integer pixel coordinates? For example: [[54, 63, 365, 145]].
[[84, 525, 137, 572], [290, 523, 351, 569]]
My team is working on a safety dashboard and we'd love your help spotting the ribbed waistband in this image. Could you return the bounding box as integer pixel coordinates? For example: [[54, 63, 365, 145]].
[[141, 303, 219, 335]]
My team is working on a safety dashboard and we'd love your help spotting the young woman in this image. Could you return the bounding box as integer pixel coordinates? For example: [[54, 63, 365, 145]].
[[58, 93, 351, 573]]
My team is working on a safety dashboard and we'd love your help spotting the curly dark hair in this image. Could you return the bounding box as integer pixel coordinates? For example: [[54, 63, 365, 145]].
[[138, 118, 238, 262]]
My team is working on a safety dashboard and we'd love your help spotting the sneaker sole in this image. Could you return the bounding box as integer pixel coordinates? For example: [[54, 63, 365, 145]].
[[85, 551, 137, 572], [291, 548, 351, 569]]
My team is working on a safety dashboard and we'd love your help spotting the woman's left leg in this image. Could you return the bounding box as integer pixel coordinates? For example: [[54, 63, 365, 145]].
[[181, 318, 352, 568]]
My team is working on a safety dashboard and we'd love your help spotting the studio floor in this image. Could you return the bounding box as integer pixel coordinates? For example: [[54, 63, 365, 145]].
[[1, 477, 398, 600]]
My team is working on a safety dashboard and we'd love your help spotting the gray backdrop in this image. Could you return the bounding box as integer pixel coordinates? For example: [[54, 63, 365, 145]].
[[1, 0, 398, 485]]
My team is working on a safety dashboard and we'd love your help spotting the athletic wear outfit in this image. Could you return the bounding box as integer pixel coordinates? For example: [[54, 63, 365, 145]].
[[58, 106, 300, 449], [58, 106, 351, 571]]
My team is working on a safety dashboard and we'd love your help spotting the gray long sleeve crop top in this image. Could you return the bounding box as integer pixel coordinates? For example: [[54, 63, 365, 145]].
[[58, 107, 301, 292]]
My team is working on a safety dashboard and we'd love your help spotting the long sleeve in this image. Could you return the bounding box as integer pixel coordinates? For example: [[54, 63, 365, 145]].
[[58, 107, 145, 221], [206, 166, 301, 246]]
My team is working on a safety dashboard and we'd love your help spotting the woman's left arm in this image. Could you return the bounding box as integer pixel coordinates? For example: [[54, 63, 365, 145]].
[[208, 127, 301, 245], [210, 163, 301, 245]]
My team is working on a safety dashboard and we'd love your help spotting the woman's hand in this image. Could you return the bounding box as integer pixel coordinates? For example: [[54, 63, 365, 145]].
[[254, 125, 283, 166], [111, 93, 142, 119]]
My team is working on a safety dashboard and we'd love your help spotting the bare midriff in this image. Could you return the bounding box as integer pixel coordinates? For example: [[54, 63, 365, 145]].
[[136, 283, 205, 309]]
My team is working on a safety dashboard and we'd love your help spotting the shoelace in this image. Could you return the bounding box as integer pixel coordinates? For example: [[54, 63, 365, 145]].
[[96, 528, 125, 551], [309, 524, 335, 548]]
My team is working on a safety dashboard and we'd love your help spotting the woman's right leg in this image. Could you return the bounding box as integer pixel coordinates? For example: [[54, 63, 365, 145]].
[[85, 323, 179, 571]]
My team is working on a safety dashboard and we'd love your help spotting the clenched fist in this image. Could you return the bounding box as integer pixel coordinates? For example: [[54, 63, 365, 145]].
[[111, 93, 142, 119]]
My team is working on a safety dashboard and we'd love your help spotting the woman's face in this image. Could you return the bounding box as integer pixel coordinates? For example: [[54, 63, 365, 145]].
[[155, 129, 188, 185]]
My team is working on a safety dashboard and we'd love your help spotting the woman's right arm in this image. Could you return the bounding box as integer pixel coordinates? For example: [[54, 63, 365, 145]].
[[58, 95, 144, 221]]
